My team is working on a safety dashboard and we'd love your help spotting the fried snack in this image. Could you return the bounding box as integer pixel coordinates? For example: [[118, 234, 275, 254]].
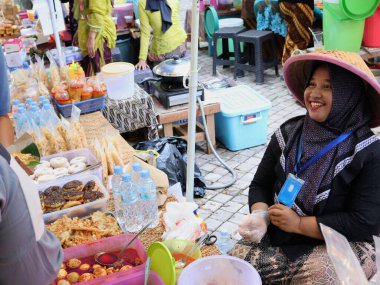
[[62, 190, 83, 201], [61, 200, 82, 209], [67, 272, 80, 283], [62, 180, 83, 191], [57, 124, 74, 150], [57, 280, 70, 285], [46, 212, 123, 248], [106, 267, 115, 275], [93, 267, 107, 277], [11, 152, 36, 165], [79, 263, 91, 271], [67, 258, 81, 269], [119, 265, 133, 271], [79, 273, 95, 282], [41, 127, 57, 155], [56, 268, 68, 280], [73, 122, 88, 148]]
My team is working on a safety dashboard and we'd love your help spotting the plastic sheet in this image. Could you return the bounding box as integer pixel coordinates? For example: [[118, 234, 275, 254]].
[[134, 137, 206, 198]]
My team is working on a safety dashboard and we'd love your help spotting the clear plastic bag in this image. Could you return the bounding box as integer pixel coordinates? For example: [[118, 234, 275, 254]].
[[320, 224, 369, 285]]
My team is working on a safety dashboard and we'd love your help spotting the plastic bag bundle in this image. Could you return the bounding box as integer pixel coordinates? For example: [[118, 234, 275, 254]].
[[134, 137, 206, 198]]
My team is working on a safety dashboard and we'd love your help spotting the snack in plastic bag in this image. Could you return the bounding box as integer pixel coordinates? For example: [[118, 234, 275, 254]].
[[320, 223, 369, 285], [238, 210, 270, 243], [46, 50, 61, 90]]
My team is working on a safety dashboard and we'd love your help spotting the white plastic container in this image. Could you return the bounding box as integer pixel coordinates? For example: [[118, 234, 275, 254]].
[[101, 62, 135, 100], [41, 148, 102, 182], [178, 255, 262, 285], [214, 85, 272, 151], [41, 174, 109, 223]]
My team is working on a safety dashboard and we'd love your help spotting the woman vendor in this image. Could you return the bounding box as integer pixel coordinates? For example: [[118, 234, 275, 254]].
[[232, 50, 380, 283], [73, 0, 116, 76], [135, 0, 187, 70]]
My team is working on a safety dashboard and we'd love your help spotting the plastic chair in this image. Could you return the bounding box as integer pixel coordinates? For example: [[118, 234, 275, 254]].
[[234, 30, 279, 84], [204, 6, 244, 57]]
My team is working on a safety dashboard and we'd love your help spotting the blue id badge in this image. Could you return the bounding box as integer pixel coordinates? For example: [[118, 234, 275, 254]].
[[277, 173, 305, 207]]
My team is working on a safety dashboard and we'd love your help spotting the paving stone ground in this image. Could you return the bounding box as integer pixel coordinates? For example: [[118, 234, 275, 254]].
[[177, 3, 380, 247]]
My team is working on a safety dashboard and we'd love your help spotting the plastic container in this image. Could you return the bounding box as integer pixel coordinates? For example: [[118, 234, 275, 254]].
[[323, 0, 380, 52], [101, 62, 135, 100], [113, 3, 134, 30], [214, 85, 272, 151], [178, 255, 262, 285], [94, 270, 165, 285], [363, 4, 380, 47], [52, 95, 106, 118], [41, 148, 102, 182], [52, 233, 149, 285], [162, 239, 202, 281], [40, 174, 109, 223]]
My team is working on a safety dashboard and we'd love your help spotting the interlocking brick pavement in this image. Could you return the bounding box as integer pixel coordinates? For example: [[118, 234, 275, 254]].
[[178, 3, 380, 247]]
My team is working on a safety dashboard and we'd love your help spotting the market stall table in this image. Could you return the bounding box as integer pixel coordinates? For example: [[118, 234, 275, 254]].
[[102, 84, 159, 140], [153, 97, 221, 154]]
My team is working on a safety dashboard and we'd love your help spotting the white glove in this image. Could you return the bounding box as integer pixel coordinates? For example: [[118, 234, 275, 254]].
[[238, 210, 270, 243]]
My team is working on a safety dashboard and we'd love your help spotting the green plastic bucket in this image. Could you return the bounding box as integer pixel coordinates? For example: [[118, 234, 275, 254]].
[[323, 0, 380, 52]]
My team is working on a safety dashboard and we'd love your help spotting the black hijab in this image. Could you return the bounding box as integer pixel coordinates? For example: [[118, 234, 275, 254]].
[[283, 62, 371, 214], [146, 0, 173, 33]]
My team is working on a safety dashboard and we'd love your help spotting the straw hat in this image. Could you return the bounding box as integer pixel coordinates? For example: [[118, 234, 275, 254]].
[[283, 50, 380, 128]]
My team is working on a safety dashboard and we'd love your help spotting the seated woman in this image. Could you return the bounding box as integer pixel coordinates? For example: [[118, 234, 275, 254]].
[[232, 50, 380, 284], [135, 0, 187, 70], [73, 0, 116, 76]]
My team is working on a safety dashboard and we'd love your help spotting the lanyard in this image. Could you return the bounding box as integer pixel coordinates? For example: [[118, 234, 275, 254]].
[[294, 130, 353, 176]]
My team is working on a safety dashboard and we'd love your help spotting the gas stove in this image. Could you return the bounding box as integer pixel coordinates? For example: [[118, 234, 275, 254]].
[[150, 81, 204, 109]]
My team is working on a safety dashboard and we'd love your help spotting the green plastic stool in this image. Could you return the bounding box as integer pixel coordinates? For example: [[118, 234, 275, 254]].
[[204, 6, 243, 57]]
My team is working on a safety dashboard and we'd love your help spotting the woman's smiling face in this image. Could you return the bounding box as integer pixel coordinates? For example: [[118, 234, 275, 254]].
[[304, 65, 332, 123]]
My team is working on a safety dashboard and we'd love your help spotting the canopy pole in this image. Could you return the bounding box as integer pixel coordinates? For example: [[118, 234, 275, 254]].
[[186, 0, 200, 202], [47, 0, 64, 67]]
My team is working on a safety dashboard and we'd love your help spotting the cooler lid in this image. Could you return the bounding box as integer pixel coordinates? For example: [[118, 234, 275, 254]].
[[341, 0, 380, 20], [147, 242, 176, 285], [214, 85, 272, 117]]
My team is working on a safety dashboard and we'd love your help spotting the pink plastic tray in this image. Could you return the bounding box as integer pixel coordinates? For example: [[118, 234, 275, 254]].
[[53, 233, 148, 284], [102, 270, 164, 285]]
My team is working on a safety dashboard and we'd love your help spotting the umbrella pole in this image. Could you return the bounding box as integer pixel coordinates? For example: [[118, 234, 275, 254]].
[[47, 0, 64, 67], [186, 0, 201, 202]]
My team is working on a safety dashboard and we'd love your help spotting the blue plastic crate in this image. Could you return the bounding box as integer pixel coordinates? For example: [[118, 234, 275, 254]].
[[214, 85, 272, 151], [53, 95, 106, 118]]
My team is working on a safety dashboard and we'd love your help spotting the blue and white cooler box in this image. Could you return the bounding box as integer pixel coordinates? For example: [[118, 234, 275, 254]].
[[214, 85, 272, 151]]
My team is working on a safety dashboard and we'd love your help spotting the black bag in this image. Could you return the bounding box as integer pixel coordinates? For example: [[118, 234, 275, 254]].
[[133, 137, 206, 198]]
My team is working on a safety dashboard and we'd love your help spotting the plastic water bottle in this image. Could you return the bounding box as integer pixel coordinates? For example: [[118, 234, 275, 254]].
[[39, 96, 47, 108], [12, 99, 19, 115], [26, 98, 33, 110], [30, 105, 41, 127], [139, 170, 159, 228], [111, 165, 124, 228], [120, 173, 142, 232], [217, 229, 233, 255], [14, 107, 31, 138], [40, 104, 52, 127], [132, 162, 142, 184]]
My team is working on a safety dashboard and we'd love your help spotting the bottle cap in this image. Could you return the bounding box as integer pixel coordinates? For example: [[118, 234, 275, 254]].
[[31, 106, 37, 112], [12, 99, 19, 105], [132, 162, 142, 172], [122, 173, 131, 182], [43, 103, 50, 110], [39, 95, 46, 101], [18, 107, 25, 113], [220, 228, 229, 236], [31, 102, 38, 107], [26, 98, 33, 104], [113, 165, 123, 175], [140, 169, 150, 178]]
